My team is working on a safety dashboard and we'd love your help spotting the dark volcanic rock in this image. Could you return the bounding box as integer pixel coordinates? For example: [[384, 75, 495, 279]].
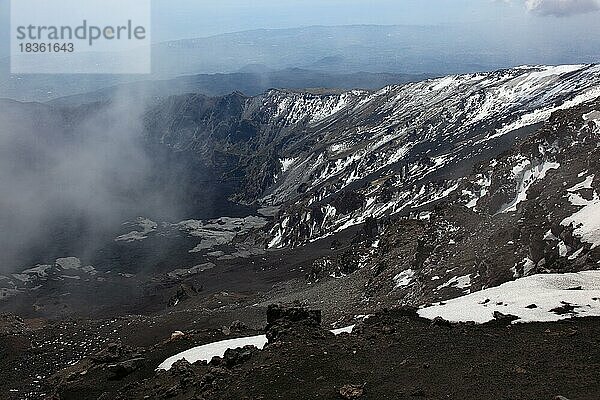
[[493, 311, 519, 323], [222, 345, 257, 368], [108, 357, 145, 380], [430, 316, 453, 328], [168, 283, 200, 307], [550, 303, 578, 315], [266, 303, 323, 343], [331, 191, 366, 215], [266, 303, 322, 326]]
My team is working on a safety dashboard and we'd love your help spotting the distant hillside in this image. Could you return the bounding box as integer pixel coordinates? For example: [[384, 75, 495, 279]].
[[47, 68, 430, 107]]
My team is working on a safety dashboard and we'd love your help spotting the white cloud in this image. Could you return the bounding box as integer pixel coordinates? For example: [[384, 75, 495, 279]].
[[525, 0, 600, 17]]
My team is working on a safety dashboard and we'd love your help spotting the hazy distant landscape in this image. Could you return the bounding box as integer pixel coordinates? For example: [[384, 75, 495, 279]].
[[3, 24, 600, 102]]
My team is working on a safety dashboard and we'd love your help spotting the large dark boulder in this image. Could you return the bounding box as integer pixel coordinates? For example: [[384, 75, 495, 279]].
[[265, 303, 323, 343]]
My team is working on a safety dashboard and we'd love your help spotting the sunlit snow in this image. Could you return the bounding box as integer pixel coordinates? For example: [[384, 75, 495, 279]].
[[419, 271, 600, 323], [562, 193, 600, 249]]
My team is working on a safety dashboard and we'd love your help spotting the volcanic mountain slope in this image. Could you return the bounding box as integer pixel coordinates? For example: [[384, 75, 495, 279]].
[[3, 64, 600, 320], [254, 65, 600, 248], [3, 65, 600, 399], [273, 97, 600, 319], [141, 64, 600, 249]]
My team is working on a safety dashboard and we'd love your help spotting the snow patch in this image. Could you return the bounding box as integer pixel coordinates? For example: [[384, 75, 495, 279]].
[[567, 175, 594, 192], [561, 193, 600, 249], [55, 257, 81, 270], [569, 247, 584, 260], [157, 335, 268, 371], [394, 269, 415, 288], [437, 274, 472, 291], [178, 216, 267, 252], [115, 217, 157, 242], [495, 84, 600, 137], [523, 258, 536, 276], [331, 325, 356, 335], [419, 271, 600, 323], [499, 160, 560, 213], [280, 158, 297, 173], [583, 110, 600, 122]]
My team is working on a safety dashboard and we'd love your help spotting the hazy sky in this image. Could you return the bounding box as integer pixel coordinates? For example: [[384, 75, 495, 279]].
[[0, 0, 599, 45], [0, 0, 598, 73], [149, 0, 600, 41]]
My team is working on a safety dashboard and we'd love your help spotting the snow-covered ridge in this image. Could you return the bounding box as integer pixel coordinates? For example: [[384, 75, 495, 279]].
[[260, 64, 600, 248], [260, 89, 366, 127]]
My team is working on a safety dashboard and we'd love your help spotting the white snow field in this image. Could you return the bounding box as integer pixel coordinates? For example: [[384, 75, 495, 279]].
[[157, 335, 268, 371], [158, 325, 356, 371], [419, 271, 600, 324], [562, 194, 600, 250]]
